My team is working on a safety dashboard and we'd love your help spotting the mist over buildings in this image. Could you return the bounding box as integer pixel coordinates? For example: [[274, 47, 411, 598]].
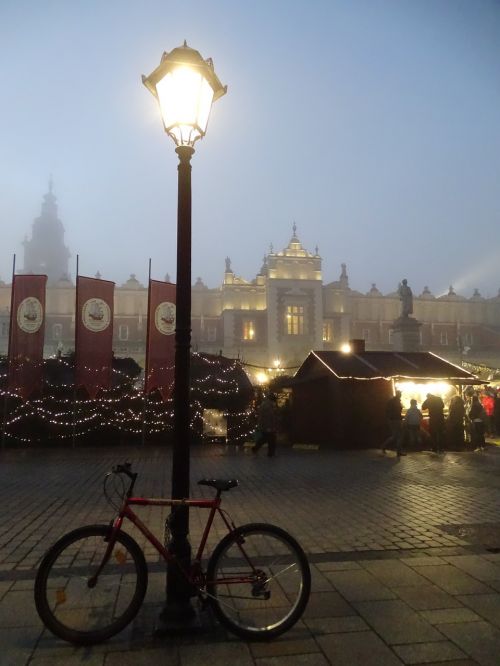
[[1, 1, 499, 296]]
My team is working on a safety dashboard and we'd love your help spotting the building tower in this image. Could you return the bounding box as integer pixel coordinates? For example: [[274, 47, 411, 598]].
[[22, 179, 71, 283]]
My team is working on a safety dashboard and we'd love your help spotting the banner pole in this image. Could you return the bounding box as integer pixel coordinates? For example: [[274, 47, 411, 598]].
[[1, 255, 16, 450], [142, 258, 152, 447], [72, 255, 79, 449]]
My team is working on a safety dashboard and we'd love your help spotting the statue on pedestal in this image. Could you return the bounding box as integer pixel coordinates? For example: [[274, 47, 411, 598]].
[[398, 279, 413, 318]]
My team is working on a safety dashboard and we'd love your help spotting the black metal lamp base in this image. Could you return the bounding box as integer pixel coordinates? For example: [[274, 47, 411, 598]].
[[155, 600, 204, 636]]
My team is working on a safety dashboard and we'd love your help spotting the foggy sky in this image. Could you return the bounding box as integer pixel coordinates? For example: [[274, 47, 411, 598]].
[[1, 0, 499, 297]]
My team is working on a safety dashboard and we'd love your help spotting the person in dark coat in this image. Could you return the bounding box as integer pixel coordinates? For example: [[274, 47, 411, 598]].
[[252, 393, 279, 457], [469, 394, 487, 451], [422, 392, 445, 453], [382, 390, 405, 456], [447, 395, 466, 449], [494, 391, 500, 437]]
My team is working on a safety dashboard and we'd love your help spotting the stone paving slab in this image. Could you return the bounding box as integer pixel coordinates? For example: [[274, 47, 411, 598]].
[[435, 621, 500, 666], [392, 640, 467, 665], [353, 599, 444, 644], [456, 593, 500, 629], [411, 565, 492, 596], [393, 584, 463, 611], [317, 630, 404, 665], [3, 446, 500, 664]]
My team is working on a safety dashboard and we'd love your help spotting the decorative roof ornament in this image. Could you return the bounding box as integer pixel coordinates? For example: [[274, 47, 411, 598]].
[[41, 177, 58, 217], [448, 285, 456, 296], [165, 273, 171, 282], [225, 256, 232, 272], [339, 263, 349, 288], [315, 245, 319, 256], [269, 243, 274, 254], [95, 271, 102, 280], [292, 221, 297, 238], [194, 276, 207, 289], [420, 285, 434, 299]]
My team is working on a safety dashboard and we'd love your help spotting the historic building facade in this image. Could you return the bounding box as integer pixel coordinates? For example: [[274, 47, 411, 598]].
[[1, 187, 500, 377]]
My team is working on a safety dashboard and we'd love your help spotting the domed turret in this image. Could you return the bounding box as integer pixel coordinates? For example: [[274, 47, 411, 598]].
[[22, 178, 71, 283]]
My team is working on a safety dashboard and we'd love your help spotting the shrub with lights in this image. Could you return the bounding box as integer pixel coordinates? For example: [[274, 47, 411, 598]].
[[0, 352, 254, 446]]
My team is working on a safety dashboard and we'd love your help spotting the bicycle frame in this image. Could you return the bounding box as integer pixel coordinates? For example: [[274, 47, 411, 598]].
[[108, 494, 236, 580]]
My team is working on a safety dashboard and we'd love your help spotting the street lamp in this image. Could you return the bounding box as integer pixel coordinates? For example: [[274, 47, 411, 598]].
[[143, 42, 226, 621]]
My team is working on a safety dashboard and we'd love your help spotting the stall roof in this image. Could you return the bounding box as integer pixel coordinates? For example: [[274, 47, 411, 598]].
[[294, 351, 482, 384]]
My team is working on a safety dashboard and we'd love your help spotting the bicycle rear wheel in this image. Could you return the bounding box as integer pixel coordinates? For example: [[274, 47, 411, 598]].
[[34, 524, 148, 645], [206, 523, 310, 640]]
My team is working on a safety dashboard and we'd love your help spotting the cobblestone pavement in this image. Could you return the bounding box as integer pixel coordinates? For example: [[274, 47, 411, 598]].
[[3, 443, 500, 665]]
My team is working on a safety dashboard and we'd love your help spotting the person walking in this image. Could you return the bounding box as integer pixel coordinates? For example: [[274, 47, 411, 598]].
[[447, 394, 466, 449], [382, 390, 405, 456], [494, 391, 500, 437], [252, 393, 279, 457], [422, 392, 445, 453], [404, 399, 422, 450], [469, 394, 487, 451]]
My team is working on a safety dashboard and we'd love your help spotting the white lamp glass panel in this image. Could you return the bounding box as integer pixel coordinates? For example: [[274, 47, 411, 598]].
[[156, 67, 215, 145], [197, 78, 214, 133]]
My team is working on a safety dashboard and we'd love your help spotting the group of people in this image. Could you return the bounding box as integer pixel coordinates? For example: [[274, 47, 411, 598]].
[[383, 388, 500, 456]]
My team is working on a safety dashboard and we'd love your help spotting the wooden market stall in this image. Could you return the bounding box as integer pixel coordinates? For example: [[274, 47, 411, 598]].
[[291, 344, 481, 449]]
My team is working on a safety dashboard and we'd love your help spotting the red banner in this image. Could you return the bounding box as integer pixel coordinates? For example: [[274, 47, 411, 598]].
[[145, 280, 176, 401], [7, 274, 47, 399], [75, 276, 114, 398]]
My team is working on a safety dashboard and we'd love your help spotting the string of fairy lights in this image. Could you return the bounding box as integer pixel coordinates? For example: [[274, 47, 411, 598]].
[[0, 353, 256, 445]]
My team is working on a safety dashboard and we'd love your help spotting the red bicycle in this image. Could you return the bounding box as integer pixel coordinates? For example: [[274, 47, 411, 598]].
[[34, 462, 311, 645]]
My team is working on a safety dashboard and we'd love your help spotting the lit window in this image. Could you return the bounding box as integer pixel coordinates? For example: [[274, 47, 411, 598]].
[[119, 325, 129, 341], [243, 320, 255, 341], [440, 331, 448, 346], [52, 324, 62, 340], [322, 322, 332, 342], [286, 305, 304, 335]]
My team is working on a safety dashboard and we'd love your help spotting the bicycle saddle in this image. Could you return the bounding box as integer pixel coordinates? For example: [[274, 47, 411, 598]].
[[197, 478, 239, 491]]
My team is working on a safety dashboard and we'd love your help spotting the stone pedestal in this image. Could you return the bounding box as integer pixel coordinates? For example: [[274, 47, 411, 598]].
[[391, 316, 421, 352]]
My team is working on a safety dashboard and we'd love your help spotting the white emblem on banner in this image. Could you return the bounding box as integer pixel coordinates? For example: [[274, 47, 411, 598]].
[[155, 301, 176, 335], [82, 298, 111, 332], [17, 297, 43, 333]]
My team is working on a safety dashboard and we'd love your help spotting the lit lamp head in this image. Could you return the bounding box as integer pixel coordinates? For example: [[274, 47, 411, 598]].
[[142, 41, 227, 147]]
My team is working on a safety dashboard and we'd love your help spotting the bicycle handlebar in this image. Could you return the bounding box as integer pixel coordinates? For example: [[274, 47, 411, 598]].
[[111, 462, 138, 496]]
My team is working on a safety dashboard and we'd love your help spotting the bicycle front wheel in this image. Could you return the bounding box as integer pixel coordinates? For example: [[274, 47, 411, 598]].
[[206, 523, 310, 640], [34, 524, 148, 645]]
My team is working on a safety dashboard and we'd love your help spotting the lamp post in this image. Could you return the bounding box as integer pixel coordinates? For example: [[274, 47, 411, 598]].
[[143, 42, 226, 620]]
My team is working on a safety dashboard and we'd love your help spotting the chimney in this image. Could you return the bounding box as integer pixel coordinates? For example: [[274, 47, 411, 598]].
[[349, 339, 365, 353]]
